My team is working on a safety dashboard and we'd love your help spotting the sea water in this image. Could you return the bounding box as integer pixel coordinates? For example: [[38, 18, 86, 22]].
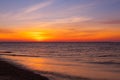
[[0, 42, 120, 80]]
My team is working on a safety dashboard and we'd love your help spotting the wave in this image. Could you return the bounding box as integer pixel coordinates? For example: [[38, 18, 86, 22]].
[[89, 61, 120, 65], [0, 50, 40, 57], [97, 54, 120, 57], [36, 70, 92, 80], [0, 50, 13, 53], [0, 53, 40, 57]]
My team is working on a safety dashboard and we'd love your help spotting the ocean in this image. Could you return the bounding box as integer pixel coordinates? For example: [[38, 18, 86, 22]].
[[0, 42, 120, 80]]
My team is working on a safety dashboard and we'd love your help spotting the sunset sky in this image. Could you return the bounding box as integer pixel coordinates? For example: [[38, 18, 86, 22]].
[[0, 0, 120, 42]]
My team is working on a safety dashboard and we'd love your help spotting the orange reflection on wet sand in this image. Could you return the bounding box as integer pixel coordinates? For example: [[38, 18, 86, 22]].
[[1, 55, 120, 80]]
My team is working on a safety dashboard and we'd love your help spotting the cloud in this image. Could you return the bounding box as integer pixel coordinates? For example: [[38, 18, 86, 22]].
[[24, 16, 92, 26], [0, 0, 54, 25], [23, 0, 53, 14], [50, 17, 92, 23], [11, 0, 53, 20], [0, 28, 14, 34], [0, 0, 94, 26], [102, 19, 120, 24]]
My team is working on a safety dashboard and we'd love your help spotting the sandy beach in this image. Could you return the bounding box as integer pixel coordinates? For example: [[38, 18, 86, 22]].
[[0, 58, 49, 80]]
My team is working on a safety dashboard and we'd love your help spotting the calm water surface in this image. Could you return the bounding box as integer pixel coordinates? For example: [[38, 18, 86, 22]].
[[0, 42, 120, 80]]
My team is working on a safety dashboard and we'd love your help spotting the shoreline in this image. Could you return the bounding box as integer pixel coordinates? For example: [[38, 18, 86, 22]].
[[0, 58, 49, 80]]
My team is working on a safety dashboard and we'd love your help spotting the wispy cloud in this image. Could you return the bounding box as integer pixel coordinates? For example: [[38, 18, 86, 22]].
[[0, 28, 14, 34], [0, 0, 104, 27], [0, 0, 54, 25], [101, 19, 120, 24], [22, 0, 53, 14], [49, 17, 92, 23], [12, 0, 53, 20]]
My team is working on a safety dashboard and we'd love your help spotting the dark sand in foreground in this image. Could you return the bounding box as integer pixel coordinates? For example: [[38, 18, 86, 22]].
[[0, 58, 49, 80]]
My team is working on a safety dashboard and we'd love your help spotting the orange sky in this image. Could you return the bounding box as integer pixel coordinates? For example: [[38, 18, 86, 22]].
[[0, 0, 120, 42], [0, 26, 120, 42]]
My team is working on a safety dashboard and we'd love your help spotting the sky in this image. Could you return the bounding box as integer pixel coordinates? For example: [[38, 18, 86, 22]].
[[0, 0, 120, 42]]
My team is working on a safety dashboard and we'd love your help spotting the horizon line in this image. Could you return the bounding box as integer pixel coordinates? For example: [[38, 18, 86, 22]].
[[0, 41, 120, 43]]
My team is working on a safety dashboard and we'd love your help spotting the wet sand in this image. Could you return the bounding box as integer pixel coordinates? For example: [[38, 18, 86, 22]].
[[0, 58, 49, 80]]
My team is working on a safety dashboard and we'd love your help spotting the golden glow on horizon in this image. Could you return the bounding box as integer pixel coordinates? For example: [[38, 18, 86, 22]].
[[28, 32, 48, 41], [0, 23, 120, 42], [0, 29, 120, 42]]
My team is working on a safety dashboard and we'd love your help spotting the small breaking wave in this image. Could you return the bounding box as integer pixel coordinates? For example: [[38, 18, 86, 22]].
[[36, 70, 92, 80], [0, 51, 41, 58], [0, 50, 13, 53], [89, 61, 120, 65], [97, 54, 120, 57]]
